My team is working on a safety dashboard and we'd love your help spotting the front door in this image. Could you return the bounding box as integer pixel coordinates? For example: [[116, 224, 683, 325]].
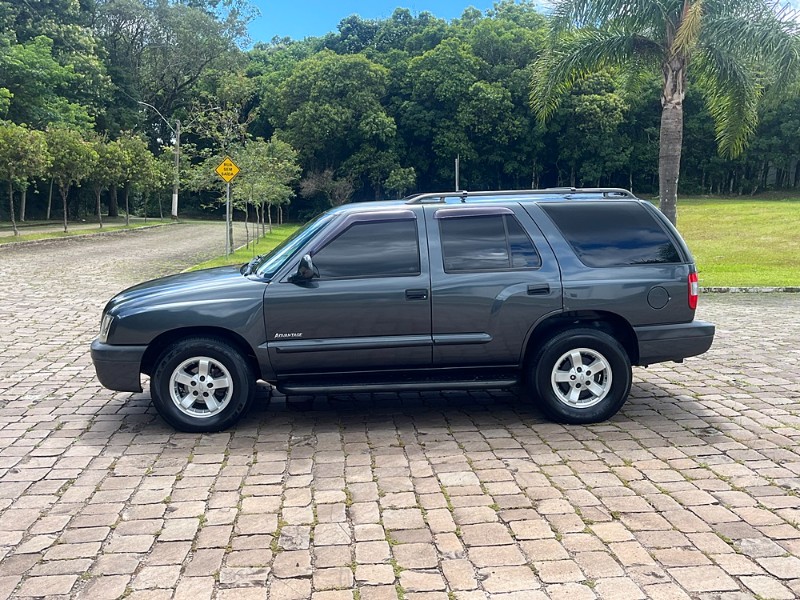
[[263, 209, 432, 375]]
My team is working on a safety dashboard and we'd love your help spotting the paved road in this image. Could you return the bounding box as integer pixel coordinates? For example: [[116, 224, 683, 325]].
[[0, 225, 798, 600]]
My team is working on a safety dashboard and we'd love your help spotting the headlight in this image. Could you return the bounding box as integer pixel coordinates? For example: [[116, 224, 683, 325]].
[[99, 314, 114, 343]]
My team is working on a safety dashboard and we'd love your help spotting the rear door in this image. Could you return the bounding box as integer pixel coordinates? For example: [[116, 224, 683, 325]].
[[263, 208, 432, 375], [424, 204, 562, 367]]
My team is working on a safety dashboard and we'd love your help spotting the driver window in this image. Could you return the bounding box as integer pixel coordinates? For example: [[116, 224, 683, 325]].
[[313, 219, 421, 279]]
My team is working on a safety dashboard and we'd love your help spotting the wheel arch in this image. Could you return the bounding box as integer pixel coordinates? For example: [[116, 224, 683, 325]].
[[522, 310, 639, 368], [141, 327, 261, 379]]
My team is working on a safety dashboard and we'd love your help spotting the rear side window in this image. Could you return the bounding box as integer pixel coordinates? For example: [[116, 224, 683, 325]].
[[541, 202, 681, 267], [313, 219, 420, 279], [439, 215, 541, 272]]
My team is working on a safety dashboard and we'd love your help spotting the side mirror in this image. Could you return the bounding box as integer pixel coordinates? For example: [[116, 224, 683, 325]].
[[289, 254, 318, 284]]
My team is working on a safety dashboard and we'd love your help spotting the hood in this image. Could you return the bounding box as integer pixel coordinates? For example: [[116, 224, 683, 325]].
[[104, 266, 260, 316]]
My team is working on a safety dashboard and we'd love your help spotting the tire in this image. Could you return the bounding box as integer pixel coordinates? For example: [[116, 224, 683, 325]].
[[529, 328, 632, 424], [150, 337, 255, 432]]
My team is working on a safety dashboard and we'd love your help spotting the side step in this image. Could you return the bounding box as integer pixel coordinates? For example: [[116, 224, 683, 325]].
[[276, 370, 519, 395]]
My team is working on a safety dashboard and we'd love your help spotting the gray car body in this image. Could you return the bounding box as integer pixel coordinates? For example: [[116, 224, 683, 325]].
[[91, 195, 715, 394]]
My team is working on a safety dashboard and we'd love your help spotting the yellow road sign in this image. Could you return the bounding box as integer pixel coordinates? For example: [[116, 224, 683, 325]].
[[215, 156, 240, 182]]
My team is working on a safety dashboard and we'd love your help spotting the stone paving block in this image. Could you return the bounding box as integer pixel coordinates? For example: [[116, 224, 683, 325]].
[[355, 540, 391, 564], [478, 565, 540, 593], [468, 544, 526, 567], [132, 565, 181, 589], [172, 577, 215, 600], [217, 567, 269, 587], [593, 577, 645, 599], [755, 555, 800, 579], [16, 574, 78, 597], [314, 545, 351, 568], [669, 566, 739, 592], [312, 592, 354, 600], [354, 564, 395, 585], [269, 578, 312, 600], [359, 586, 399, 600], [313, 567, 354, 590], [399, 570, 446, 592], [392, 542, 438, 569], [272, 550, 311, 577], [76, 574, 130, 599]]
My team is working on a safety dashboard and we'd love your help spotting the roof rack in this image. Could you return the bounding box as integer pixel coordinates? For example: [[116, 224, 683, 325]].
[[404, 187, 637, 204]]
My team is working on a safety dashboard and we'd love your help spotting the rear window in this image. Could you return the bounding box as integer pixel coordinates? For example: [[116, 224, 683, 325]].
[[541, 202, 681, 267], [439, 214, 541, 272]]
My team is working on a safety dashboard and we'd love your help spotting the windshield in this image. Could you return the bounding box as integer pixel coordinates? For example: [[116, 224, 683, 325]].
[[254, 212, 335, 279]]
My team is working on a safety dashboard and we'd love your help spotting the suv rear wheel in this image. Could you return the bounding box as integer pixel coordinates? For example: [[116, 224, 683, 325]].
[[529, 328, 631, 424], [151, 337, 255, 432]]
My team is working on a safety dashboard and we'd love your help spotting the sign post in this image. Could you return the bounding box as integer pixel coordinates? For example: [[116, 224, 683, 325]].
[[215, 156, 240, 256]]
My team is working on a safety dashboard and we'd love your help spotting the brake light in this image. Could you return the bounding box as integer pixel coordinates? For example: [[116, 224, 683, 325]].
[[688, 272, 699, 309]]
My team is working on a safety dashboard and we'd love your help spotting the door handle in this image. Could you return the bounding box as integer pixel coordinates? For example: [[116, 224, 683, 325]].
[[405, 289, 429, 300], [527, 284, 550, 295]]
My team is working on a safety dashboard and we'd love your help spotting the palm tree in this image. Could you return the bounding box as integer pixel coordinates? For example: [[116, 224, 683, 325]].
[[531, 0, 799, 224]]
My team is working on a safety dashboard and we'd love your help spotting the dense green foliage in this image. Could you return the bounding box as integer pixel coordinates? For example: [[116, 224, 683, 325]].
[[2, 0, 800, 226]]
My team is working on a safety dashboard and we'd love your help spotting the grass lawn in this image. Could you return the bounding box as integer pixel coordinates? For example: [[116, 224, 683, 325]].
[[190, 224, 300, 270], [676, 197, 800, 287]]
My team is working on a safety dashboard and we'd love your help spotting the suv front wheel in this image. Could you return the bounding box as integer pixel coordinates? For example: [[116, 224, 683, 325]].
[[151, 337, 255, 432], [529, 328, 632, 424]]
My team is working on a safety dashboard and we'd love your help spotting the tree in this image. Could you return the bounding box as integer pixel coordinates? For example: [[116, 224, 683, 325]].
[[549, 71, 629, 186], [385, 167, 416, 197], [46, 127, 96, 233], [88, 137, 126, 227], [232, 136, 300, 236], [117, 133, 154, 226], [93, 0, 252, 143], [0, 123, 50, 235], [1, 0, 109, 129], [271, 51, 396, 196], [531, 0, 800, 224]]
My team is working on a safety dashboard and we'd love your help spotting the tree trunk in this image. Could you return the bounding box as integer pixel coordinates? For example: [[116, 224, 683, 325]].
[[20, 187, 26, 222], [123, 185, 130, 226], [268, 203, 273, 234], [60, 185, 70, 233], [8, 182, 18, 236], [659, 58, 686, 226], [245, 200, 250, 249], [109, 185, 119, 217], [96, 188, 103, 228], [47, 178, 53, 220]]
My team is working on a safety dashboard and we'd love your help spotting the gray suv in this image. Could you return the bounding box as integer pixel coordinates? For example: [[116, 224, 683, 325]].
[[91, 189, 715, 432]]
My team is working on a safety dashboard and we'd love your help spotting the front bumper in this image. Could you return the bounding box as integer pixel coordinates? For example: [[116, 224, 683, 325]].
[[634, 320, 715, 366], [91, 338, 146, 392]]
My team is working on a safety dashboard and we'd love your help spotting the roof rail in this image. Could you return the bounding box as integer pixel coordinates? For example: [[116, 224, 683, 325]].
[[405, 187, 637, 204]]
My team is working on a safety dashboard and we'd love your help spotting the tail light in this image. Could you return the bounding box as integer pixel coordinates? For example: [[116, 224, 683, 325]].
[[688, 272, 699, 310]]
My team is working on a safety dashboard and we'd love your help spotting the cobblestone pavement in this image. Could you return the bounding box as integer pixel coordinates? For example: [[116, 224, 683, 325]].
[[1, 225, 799, 600]]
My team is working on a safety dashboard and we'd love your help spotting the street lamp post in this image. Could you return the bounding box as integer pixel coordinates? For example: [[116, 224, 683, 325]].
[[138, 101, 180, 220]]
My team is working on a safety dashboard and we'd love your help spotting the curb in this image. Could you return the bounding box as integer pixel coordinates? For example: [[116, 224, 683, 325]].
[[702, 287, 800, 293], [0, 223, 175, 250]]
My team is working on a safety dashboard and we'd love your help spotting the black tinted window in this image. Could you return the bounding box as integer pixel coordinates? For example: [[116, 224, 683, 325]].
[[440, 215, 541, 272], [542, 202, 681, 267], [314, 219, 420, 279], [507, 216, 541, 268]]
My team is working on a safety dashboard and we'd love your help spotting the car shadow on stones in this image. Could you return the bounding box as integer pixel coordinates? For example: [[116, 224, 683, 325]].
[[82, 378, 707, 441]]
